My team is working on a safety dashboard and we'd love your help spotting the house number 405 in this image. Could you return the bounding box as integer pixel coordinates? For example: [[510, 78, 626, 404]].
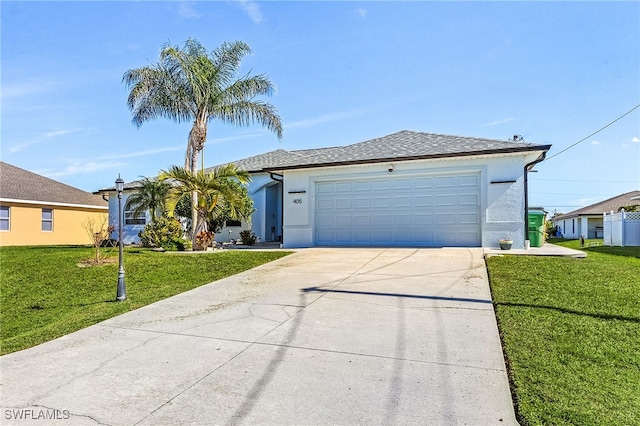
[[293, 198, 303, 204]]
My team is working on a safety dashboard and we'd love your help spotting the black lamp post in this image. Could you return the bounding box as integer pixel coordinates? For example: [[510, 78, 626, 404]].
[[115, 175, 127, 301]]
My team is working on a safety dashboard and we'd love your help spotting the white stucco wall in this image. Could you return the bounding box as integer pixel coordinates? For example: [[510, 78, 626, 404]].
[[107, 191, 149, 244], [280, 152, 544, 249]]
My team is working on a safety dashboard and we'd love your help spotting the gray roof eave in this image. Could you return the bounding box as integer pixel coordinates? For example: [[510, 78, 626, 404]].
[[263, 145, 552, 172]]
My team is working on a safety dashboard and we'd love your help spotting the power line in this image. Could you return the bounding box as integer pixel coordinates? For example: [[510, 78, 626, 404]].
[[545, 104, 640, 161], [531, 178, 638, 183]]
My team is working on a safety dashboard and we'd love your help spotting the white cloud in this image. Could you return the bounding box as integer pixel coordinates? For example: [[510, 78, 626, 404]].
[[631, 137, 640, 143], [356, 8, 367, 19], [41, 160, 126, 178], [591, 140, 600, 145], [237, 0, 262, 24], [99, 146, 184, 160], [1, 81, 59, 99], [9, 129, 80, 153], [45, 129, 79, 138], [483, 118, 515, 127], [285, 109, 370, 130], [178, 2, 201, 19]]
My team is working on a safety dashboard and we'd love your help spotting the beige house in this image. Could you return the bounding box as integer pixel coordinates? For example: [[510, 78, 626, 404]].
[[551, 190, 640, 239], [0, 162, 108, 246]]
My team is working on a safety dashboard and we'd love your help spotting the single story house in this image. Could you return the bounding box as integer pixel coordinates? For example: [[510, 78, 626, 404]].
[[100, 130, 550, 249], [551, 190, 640, 239], [0, 161, 108, 246]]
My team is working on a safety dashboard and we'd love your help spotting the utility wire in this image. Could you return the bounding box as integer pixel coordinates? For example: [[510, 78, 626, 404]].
[[545, 103, 640, 161]]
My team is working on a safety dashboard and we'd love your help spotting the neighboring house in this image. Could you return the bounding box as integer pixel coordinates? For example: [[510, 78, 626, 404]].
[[551, 190, 640, 239], [0, 162, 108, 246], [99, 130, 550, 249]]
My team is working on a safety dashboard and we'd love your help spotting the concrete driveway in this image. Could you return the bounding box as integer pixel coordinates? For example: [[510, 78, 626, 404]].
[[1, 248, 517, 425]]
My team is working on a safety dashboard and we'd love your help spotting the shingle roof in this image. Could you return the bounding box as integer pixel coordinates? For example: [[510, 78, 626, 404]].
[[554, 190, 640, 219], [0, 162, 107, 208], [220, 130, 550, 172]]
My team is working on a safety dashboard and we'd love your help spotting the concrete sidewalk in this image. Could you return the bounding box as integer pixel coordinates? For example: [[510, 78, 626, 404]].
[[484, 242, 587, 258], [1, 248, 517, 425]]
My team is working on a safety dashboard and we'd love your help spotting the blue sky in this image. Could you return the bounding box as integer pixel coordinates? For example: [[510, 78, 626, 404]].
[[2, 1, 639, 214]]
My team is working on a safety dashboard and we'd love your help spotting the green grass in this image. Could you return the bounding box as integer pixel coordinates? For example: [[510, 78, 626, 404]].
[[0, 246, 291, 355], [486, 241, 640, 425]]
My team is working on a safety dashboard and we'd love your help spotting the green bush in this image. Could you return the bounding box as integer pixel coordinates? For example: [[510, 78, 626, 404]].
[[138, 216, 187, 251], [239, 230, 257, 245]]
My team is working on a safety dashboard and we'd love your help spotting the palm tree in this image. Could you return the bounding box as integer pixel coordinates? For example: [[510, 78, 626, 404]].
[[123, 39, 282, 237], [124, 177, 171, 223], [159, 164, 251, 247]]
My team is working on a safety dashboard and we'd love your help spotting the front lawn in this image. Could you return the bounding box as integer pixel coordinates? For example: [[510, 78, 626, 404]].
[[486, 241, 640, 425], [0, 246, 291, 355]]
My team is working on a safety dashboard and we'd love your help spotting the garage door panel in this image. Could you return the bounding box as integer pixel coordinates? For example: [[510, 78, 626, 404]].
[[317, 215, 333, 226], [393, 196, 412, 208], [335, 231, 351, 243], [315, 172, 481, 247], [353, 231, 371, 243], [415, 214, 434, 225], [354, 199, 371, 209], [459, 174, 480, 187], [392, 179, 413, 190], [393, 214, 412, 226], [414, 195, 433, 207], [436, 194, 456, 206], [317, 199, 333, 210], [414, 177, 434, 188], [354, 181, 371, 191], [459, 213, 480, 225], [335, 199, 351, 209], [373, 214, 391, 226], [436, 176, 456, 188], [335, 215, 351, 226], [373, 181, 391, 191], [414, 230, 435, 242], [317, 182, 334, 194], [436, 213, 456, 225], [373, 198, 391, 208], [353, 215, 370, 226], [335, 182, 352, 192], [373, 231, 392, 243], [459, 193, 480, 205]]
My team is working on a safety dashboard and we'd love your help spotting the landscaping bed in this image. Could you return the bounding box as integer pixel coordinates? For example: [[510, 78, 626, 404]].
[[486, 240, 640, 425], [0, 246, 291, 355]]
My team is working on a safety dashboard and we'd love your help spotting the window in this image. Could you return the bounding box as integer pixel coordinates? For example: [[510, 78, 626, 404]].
[[42, 208, 53, 231], [125, 210, 146, 225], [0, 206, 9, 231], [225, 220, 242, 227]]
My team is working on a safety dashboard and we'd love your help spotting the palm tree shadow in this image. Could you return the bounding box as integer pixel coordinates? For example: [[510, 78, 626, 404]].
[[583, 245, 640, 259], [497, 301, 640, 323], [227, 293, 307, 425]]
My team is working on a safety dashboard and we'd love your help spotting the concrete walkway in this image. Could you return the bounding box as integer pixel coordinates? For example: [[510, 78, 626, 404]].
[[1, 248, 517, 425], [484, 242, 587, 258]]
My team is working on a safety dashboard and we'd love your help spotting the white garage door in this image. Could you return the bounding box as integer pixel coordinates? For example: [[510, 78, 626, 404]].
[[315, 172, 481, 247]]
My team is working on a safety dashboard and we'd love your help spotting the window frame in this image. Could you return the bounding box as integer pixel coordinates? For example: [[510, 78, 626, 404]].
[[42, 208, 53, 232], [0, 206, 10, 231], [124, 210, 146, 226]]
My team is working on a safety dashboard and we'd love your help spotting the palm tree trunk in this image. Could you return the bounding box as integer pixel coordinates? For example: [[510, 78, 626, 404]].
[[187, 118, 208, 248]]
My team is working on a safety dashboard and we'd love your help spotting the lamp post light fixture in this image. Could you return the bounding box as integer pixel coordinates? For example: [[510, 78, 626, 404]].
[[115, 175, 127, 301]]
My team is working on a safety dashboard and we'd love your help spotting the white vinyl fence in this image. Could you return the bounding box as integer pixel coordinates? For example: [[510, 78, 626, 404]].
[[603, 209, 640, 246]]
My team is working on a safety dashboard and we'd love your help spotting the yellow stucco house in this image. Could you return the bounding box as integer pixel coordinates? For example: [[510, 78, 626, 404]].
[[0, 162, 108, 246]]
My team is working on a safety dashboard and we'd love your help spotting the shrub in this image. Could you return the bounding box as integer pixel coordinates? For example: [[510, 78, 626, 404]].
[[239, 230, 257, 245], [138, 216, 187, 251], [195, 231, 215, 250]]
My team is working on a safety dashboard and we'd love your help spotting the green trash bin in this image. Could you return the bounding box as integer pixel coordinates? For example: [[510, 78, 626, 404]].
[[528, 210, 546, 248]]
